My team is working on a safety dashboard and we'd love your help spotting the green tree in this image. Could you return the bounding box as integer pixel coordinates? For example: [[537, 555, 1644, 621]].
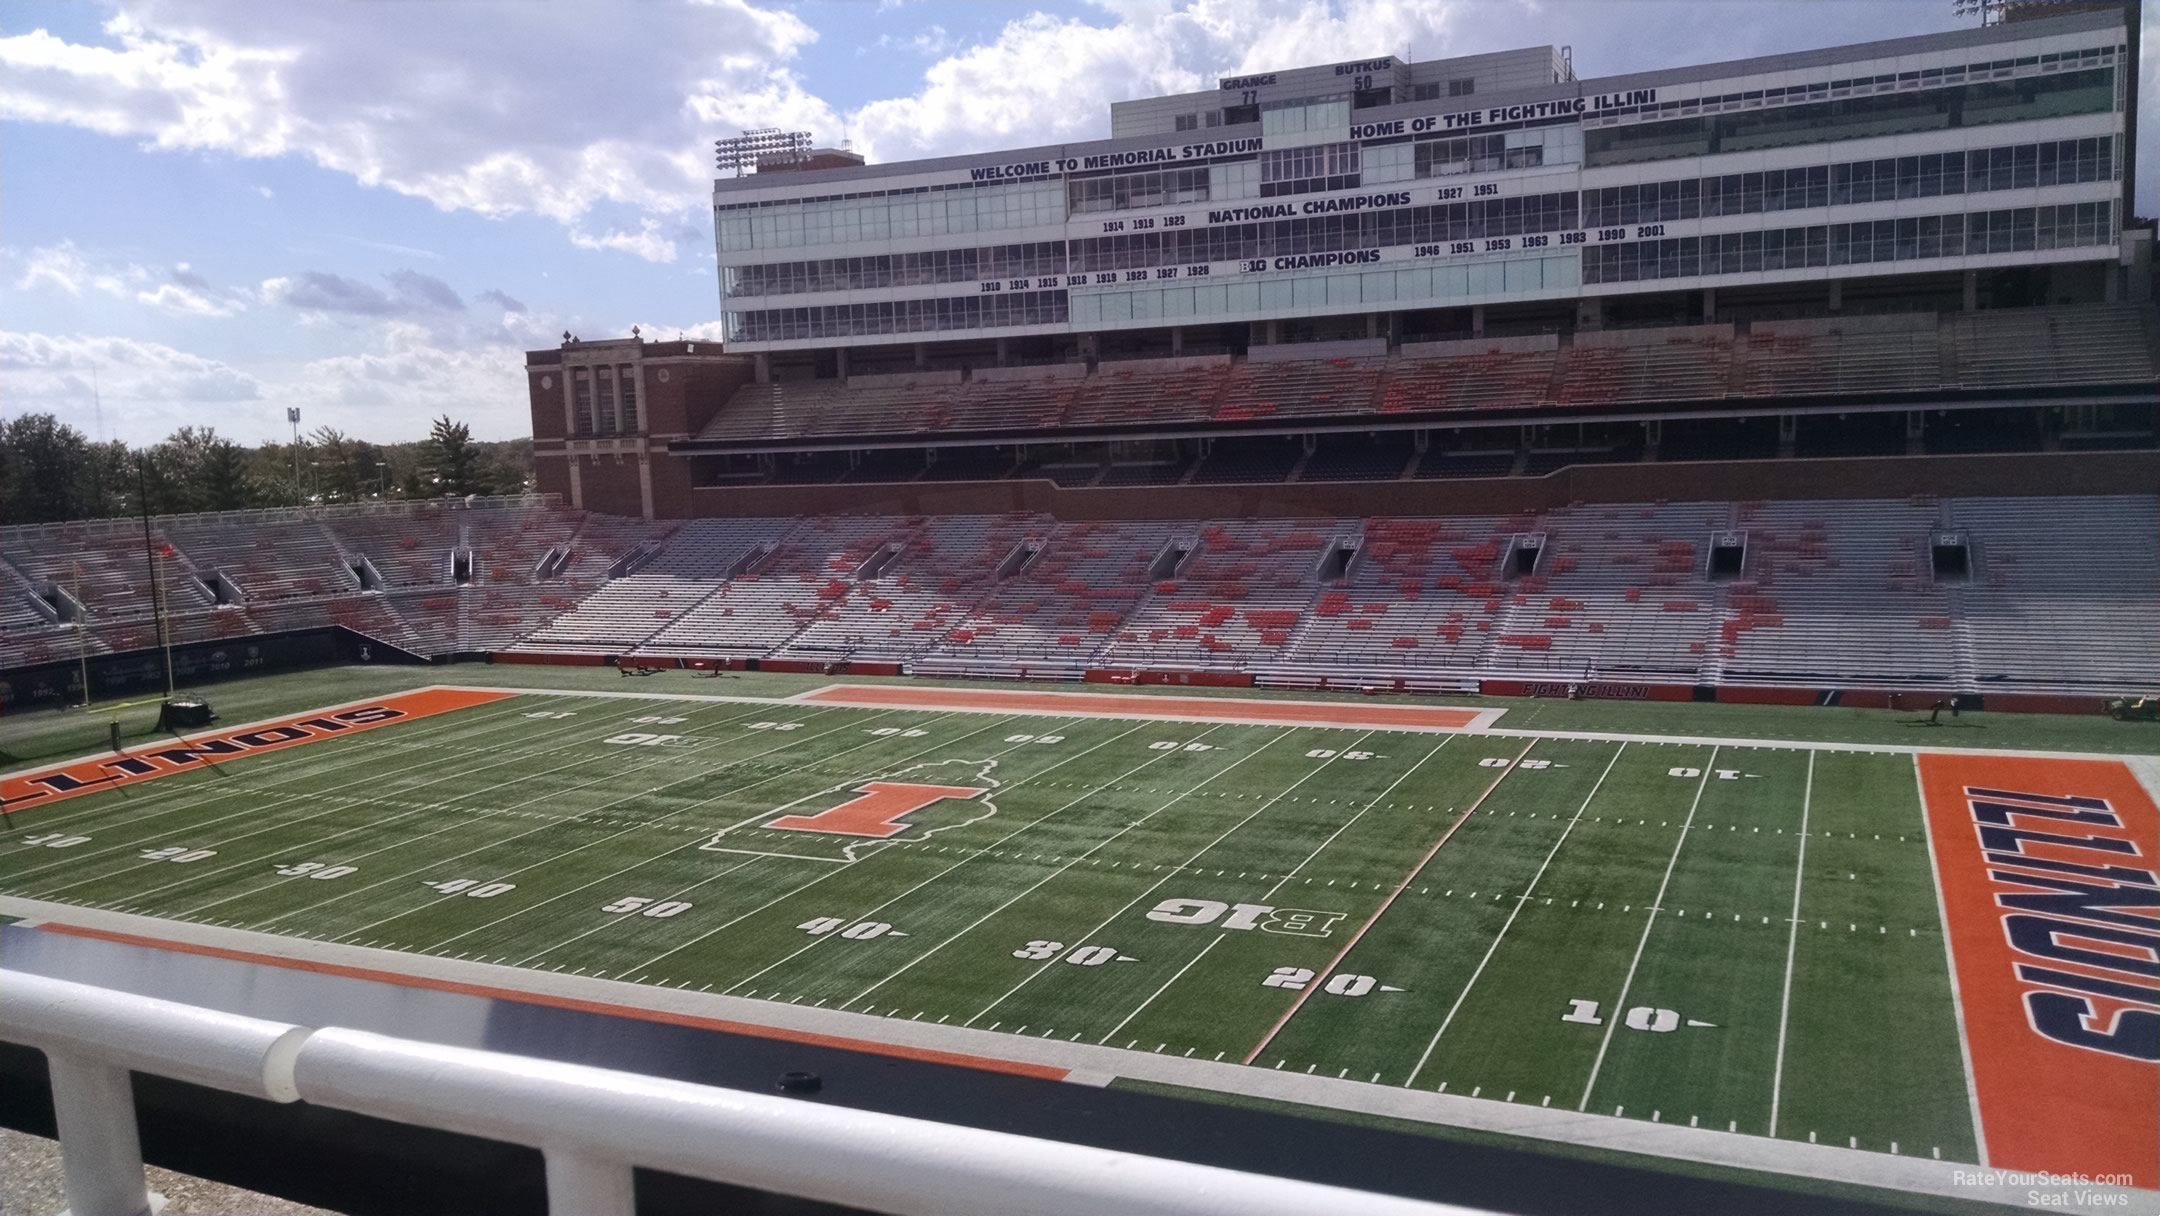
[[199, 438, 258, 510], [77, 439, 133, 519], [0, 413, 93, 523], [423, 415, 490, 496], [307, 425, 365, 503]]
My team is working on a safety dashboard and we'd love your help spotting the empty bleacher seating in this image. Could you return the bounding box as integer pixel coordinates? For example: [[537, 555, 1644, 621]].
[[1383, 336, 1560, 414], [1719, 499, 1958, 686], [1100, 520, 1348, 669], [1742, 314, 1942, 397], [678, 307, 2153, 454], [1556, 325, 1733, 405], [1949, 495, 2160, 689]]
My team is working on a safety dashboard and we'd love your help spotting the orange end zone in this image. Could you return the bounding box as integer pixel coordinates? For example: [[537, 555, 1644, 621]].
[[33, 921, 1069, 1082], [0, 687, 516, 813], [1915, 754, 2159, 1187], [799, 684, 1489, 731]]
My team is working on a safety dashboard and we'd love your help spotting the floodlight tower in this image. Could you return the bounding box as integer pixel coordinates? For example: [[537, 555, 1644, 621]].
[[287, 406, 303, 505], [714, 128, 814, 177]]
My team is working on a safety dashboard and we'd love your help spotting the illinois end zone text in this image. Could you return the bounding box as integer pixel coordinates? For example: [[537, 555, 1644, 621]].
[[1916, 754, 2159, 1189], [0, 688, 515, 812]]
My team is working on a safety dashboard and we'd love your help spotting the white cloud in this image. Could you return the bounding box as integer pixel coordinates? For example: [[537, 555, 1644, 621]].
[[0, 324, 538, 444], [0, 1, 841, 256], [14, 240, 143, 298], [569, 218, 679, 264], [870, 25, 958, 59], [620, 319, 730, 344], [276, 321, 552, 440], [0, 331, 262, 418], [135, 281, 245, 318], [10, 241, 250, 317], [844, 1, 1463, 163], [262, 269, 464, 318]]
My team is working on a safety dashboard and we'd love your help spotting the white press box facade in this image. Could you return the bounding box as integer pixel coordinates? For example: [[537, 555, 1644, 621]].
[[711, 11, 2133, 352]]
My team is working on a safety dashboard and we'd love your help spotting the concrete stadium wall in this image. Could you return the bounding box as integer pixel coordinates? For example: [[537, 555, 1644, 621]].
[[685, 450, 2160, 521]]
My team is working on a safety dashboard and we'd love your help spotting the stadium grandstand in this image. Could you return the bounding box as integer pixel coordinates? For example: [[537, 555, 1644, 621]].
[[7, 8, 2160, 1216], [3, 6, 2154, 712]]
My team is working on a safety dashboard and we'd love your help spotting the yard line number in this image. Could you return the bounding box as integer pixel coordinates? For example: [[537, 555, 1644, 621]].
[[423, 878, 516, 898]]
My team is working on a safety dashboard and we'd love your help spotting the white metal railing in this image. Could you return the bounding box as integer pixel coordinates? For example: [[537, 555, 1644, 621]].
[[1, 971, 1479, 1216]]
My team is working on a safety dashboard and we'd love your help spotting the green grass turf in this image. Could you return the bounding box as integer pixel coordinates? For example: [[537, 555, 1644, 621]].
[[0, 677, 2000, 1183]]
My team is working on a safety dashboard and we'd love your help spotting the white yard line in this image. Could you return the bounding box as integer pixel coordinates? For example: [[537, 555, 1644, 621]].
[[503, 853, 769, 967], [1404, 741, 1627, 1088], [0, 691, 574, 842], [21, 702, 671, 905], [1102, 736, 1454, 1047], [436, 715, 1071, 960], [2, 697, 566, 884], [320, 707, 962, 941], [0, 683, 500, 781], [1911, 752, 1991, 1166], [836, 727, 1247, 1009], [1245, 740, 1531, 1066], [1767, 750, 1814, 1138], [1099, 935, 1228, 1046], [966, 730, 1365, 1028], [713, 720, 1150, 996], [586, 715, 1075, 977], [231, 704, 876, 929], [1577, 746, 1717, 1111]]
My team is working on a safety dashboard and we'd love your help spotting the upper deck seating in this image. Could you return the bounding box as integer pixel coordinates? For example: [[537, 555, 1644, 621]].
[[1380, 337, 1560, 414], [1556, 325, 1733, 405], [1742, 314, 1942, 397], [1064, 359, 1231, 428], [1949, 305, 2159, 389], [1214, 358, 1382, 424]]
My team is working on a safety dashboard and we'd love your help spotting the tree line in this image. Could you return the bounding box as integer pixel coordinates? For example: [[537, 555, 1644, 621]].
[[0, 414, 534, 526]]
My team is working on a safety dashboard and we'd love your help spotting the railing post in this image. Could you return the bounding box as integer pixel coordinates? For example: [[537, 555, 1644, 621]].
[[544, 1150, 636, 1216], [47, 1053, 156, 1216]]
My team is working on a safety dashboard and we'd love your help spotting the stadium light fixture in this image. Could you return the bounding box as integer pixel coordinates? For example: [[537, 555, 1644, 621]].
[[714, 128, 814, 177]]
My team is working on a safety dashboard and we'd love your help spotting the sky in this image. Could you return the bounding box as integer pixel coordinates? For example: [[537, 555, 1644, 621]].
[[2, 0, 2154, 449]]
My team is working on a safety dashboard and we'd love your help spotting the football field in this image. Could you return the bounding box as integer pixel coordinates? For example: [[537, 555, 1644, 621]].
[[4, 679, 2155, 1206]]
